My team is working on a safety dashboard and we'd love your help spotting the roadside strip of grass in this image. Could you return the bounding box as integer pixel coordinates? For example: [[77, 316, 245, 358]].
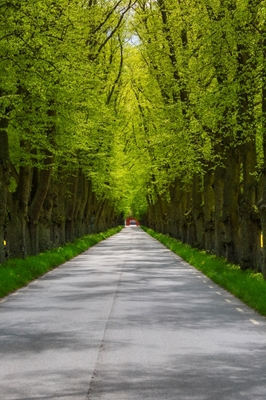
[[142, 226, 266, 317], [0, 226, 123, 299]]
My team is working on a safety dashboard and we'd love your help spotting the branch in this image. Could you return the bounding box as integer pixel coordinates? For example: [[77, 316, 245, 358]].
[[95, 0, 137, 58], [9, 161, 19, 184], [0, 31, 19, 42], [106, 35, 124, 105], [92, 0, 124, 35]]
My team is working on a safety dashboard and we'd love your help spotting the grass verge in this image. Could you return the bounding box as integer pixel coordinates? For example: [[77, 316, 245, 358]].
[[0, 226, 123, 299], [142, 226, 266, 316]]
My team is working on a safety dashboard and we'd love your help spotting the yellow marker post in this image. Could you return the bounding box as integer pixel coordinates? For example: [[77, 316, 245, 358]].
[[261, 232, 263, 248]]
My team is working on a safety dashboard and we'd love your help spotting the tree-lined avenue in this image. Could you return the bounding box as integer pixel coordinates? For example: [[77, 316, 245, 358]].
[[2, 0, 266, 275], [1, 228, 266, 399]]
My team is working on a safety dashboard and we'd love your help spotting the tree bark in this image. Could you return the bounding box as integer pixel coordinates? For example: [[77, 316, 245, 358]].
[[213, 162, 226, 257], [50, 175, 67, 246], [9, 159, 32, 258], [0, 113, 10, 263], [168, 178, 180, 239], [239, 140, 260, 270], [65, 170, 79, 242], [179, 187, 189, 244], [258, 34, 266, 278], [28, 155, 53, 255], [192, 173, 204, 249], [74, 171, 89, 238], [203, 168, 215, 252], [221, 145, 241, 264], [185, 186, 196, 247]]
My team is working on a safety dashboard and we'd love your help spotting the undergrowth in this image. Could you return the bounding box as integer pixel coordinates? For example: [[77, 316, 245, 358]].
[[143, 227, 266, 316], [0, 226, 122, 298]]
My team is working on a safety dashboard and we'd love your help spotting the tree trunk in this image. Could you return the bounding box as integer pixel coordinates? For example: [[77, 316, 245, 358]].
[[39, 188, 54, 252], [192, 173, 204, 249], [8, 199, 28, 259], [203, 168, 215, 252], [185, 186, 196, 247], [75, 171, 89, 238], [94, 198, 107, 232], [28, 158, 53, 255], [222, 145, 241, 264], [179, 187, 188, 243], [0, 114, 10, 263], [258, 34, 266, 278], [236, 40, 260, 270], [73, 169, 83, 238], [9, 163, 32, 258], [213, 162, 226, 257], [84, 180, 94, 234], [175, 182, 182, 241], [145, 196, 155, 230], [239, 140, 260, 270], [168, 178, 180, 239], [157, 194, 168, 234], [65, 170, 79, 242]]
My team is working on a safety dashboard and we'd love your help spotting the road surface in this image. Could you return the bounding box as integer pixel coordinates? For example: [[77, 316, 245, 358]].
[[1, 227, 266, 399]]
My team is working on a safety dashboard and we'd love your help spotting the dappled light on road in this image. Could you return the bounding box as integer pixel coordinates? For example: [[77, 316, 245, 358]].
[[1, 228, 266, 399]]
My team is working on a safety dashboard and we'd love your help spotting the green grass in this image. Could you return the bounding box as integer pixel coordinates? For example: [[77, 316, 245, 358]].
[[142, 226, 266, 316], [0, 226, 123, 298]]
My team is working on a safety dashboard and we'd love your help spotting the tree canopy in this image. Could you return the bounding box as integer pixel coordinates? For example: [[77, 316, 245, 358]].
[[1, 0, 266, 276]]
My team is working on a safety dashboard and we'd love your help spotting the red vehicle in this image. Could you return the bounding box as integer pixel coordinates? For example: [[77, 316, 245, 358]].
[[125, 217, 140, 227]]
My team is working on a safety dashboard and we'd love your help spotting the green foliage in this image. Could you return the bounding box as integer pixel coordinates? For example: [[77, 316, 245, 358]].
[[2, 0, 266, 247], [143, 227, 266, 316], [0, 226, 122, 298], [0, 0, 143, 218]]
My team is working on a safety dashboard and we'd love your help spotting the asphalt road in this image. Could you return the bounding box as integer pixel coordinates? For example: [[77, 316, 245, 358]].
[[1, 227, 266, 400]]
